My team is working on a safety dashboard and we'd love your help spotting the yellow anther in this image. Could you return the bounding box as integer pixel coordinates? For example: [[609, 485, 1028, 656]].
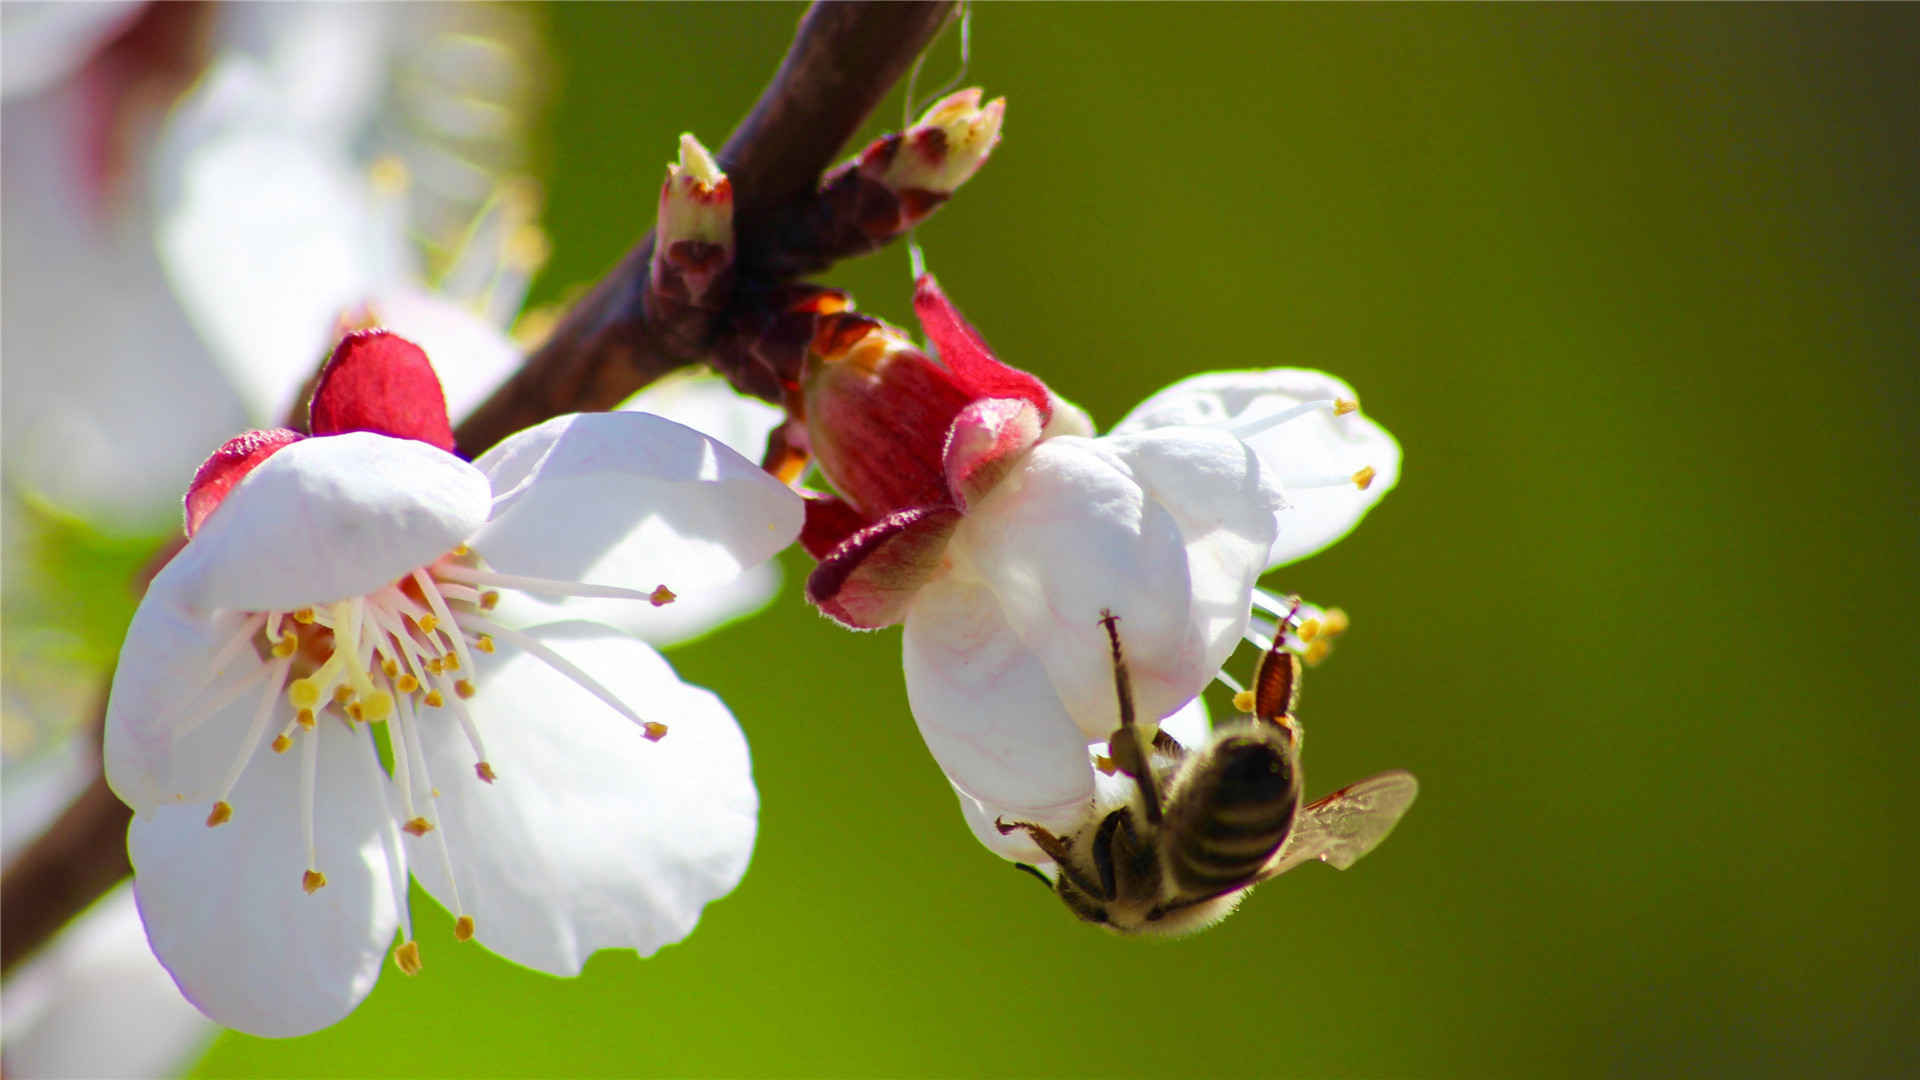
[[394, 674, 421, 694], [1352, 466, 1377, 491], [1334, 398, 1359, 416], [474, 634, 495, 654], [452, 543, 470, 557], [381, 659, 400, 678], [332, 685, 356, 706], [415, 614, 439, 634], [426, 657, 446, 675], [393, 941, 423, 976], [475, 762, 497, 783], [287, 678, 323, 710], [423, 690, 445, 708], [403, 817, 434, 837], [480, 591, 500, 611], [455, 679, 477, 700], [1297, 619, 1322, 642], [368, 154, 409, 196], [345, 702, 364, 722], [505, 224, 551, 272], [206, 801, 233, 828], [1232, 689, 1256, 713], [271, 734, 292, 754], [1323, 608, 1351, 636], [302, 869, 328, 894], [443, 652, 461, 672], [642, 722, 669, 742], [296, 709, 316, 730], [1093, 755, 1118, 776], [359, 691, 394, 723], [650, 585, 677, 607], [293, 608, 316, 624], [1304, 639, 1332, 667], [454, 916, 475, 942], [272, 637, 297, 659]]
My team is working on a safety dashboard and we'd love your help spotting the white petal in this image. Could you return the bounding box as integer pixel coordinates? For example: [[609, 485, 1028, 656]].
[[903, 576, 1094, 814], [128, 723, 402, 1038], [950, 696, 1212, 863], [949, 436, 1238, 739], [0, 1, 141, 100], [406, 623, 756, 975], [0, 87, 250, 529], [0, 884, 217, 1080], [152, 58, 412, 424], [367, 286, 522, 425], [469, 412, 802, 594], [615, 372, 784, 464], [104, 574, 275, 810], [172, 433, 489, 614], [1112, 370, 1401, 566]]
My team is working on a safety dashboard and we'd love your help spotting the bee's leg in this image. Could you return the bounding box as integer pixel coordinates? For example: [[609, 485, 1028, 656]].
[[996, 816, 1111, 900], [1098, 609, 1164, 824], [1151, 728, 1188, 760]]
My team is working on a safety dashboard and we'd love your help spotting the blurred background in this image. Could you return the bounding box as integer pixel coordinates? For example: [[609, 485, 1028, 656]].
[[5, 4, 1915, 1077]]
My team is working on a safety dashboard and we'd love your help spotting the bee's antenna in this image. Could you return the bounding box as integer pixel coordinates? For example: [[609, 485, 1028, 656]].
[[1098, 609, 1164, 824], [1012, 862, 1053, 891]]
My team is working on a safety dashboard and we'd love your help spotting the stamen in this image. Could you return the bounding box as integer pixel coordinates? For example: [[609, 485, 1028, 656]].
[[1352, 466, 1376, 490], [475, 762, 497, 783], [650, 586, 676, 607], [463, 614, 669, 739], [1232, 689, 1257, 713], [454, 916, 475, 942], [272, 734, 292, 754], [404, 817, 435, 836], [1323, 608, 1351, 635], [294, 608, 316, 624], [435, 564, 676, 605], [1227, 398, 1349, 441], [360, 721, 415, 962], [302, 870, 328, 894], [444, 693, 494, 782], [299, 714, 322, 890], [412, 569, 477, 680], [207, 654, 295, 820], [389, 693, 422, 823], [1213, 668, 1247, 695], [206, 802, 233, 827]]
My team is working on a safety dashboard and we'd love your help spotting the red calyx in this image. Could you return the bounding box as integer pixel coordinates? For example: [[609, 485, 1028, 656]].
[[308, 330, 456, 452], [184, 428, 303, 536]]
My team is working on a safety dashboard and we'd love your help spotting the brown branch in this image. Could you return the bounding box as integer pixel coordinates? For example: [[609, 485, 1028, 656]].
[[0, 0, 957, 976], [454, 0, 957, 458], [1, 772, 131, 975]]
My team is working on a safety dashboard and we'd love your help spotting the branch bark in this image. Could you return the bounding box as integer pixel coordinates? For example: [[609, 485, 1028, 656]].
[[454, 0, 956, 458], [1, 0, 957, 977]]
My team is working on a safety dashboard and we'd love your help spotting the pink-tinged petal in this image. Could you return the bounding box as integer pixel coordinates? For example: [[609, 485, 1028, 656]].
[[128, 724, 403, 1038], [943, 397, 1044, 509], [902, 576, 1094, 814], [308, 330, 455, 451], [0, 884, 216, 1080], [807, 505, 961, 630], [169, 432, 489, 615], [469, 412, 802, 594], [406, 623, 755, 975], [0, 1, 143, 100], [184, 428, 303, 536], [949, 437, 1215, 739], [912, 274, 1051, 419], [800, 492, 872, 560], [1111, 370, 1401, 567], [105, 572, 276, 810]]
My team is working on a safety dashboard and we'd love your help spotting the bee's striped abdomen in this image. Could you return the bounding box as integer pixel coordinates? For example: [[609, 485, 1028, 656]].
[[1163, 731, 1299, 895]]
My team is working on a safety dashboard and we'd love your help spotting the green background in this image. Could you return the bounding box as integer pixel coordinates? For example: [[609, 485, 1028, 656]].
[[147, 3, 1917, 1075]]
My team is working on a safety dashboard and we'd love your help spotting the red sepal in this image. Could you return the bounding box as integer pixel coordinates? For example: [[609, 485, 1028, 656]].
[[912, 274, 1051, 421], [183, 428, 303, 536], [309, 331, 455, 452]]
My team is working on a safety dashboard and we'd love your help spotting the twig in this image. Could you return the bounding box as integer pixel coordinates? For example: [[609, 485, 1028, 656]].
[[453, 0, 957, 458], [0, 0, 958, 976]]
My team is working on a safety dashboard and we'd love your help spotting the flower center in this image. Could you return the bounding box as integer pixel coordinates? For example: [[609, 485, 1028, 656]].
[[193, 544, 677, 974]]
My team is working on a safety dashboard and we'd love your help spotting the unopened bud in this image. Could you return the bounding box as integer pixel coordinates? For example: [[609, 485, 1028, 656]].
[[650, 133, 736, 330], [861, 88, 1006, 198]]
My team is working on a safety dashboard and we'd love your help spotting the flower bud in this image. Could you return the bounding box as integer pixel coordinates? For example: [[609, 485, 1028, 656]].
[[859, 88, 1006, 199], [650, 133, 734, 314]]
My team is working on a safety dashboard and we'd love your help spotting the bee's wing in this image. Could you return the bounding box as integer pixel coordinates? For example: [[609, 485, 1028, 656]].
[[1261, 770, 1417, 878]]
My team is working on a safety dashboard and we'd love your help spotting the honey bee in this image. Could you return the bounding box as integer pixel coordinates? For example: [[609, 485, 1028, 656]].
[[996, 610, 1417, 935]]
